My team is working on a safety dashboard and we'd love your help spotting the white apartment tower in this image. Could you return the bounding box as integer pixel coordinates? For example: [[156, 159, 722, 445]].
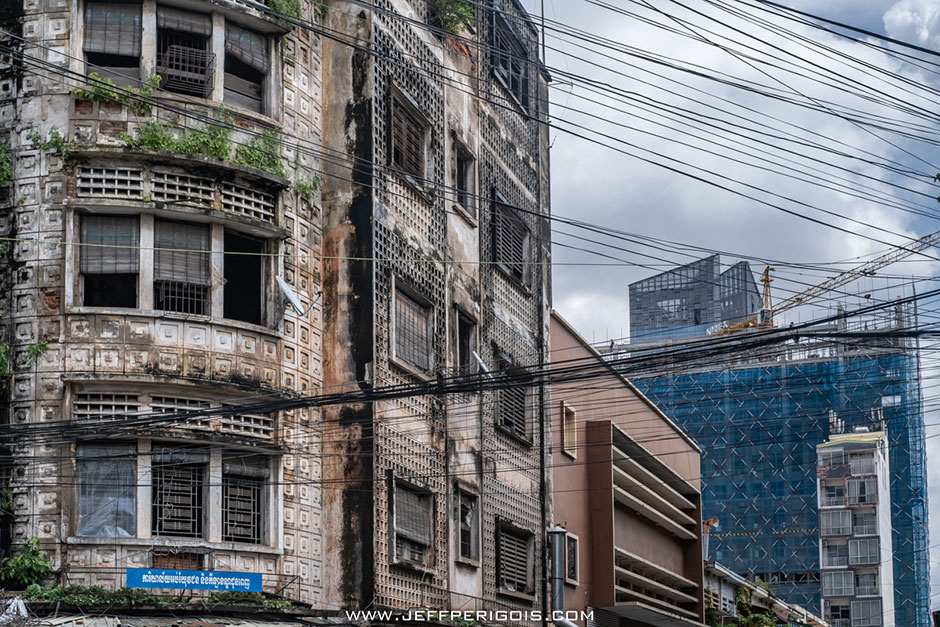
[[817, 421, 895, 627]]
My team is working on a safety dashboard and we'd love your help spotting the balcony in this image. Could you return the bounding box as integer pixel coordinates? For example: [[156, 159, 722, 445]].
[[849, 458, 875, 475], [828, 620, 849, 627], [822, 495, 846, 507], [854, 522, 877, 536], [856, 585, 879, 596], [822, 555, 849, 568]]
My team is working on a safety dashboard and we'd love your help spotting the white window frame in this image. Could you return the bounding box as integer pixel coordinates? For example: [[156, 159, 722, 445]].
[[561, 402, 577, 459], [820, 510, 852, 536], [822, 570, 854, 597], [850, 599, 882, 626], [849, 539, 879, 566]]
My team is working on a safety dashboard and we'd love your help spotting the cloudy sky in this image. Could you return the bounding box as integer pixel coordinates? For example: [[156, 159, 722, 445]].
[[515, 0, 940, 612]]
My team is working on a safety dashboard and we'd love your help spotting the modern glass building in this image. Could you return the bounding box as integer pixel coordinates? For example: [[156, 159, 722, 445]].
[[623, 259, 929, 625]]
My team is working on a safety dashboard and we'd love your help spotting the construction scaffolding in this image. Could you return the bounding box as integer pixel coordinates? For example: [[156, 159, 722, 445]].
[[621, 260, 929, 626]]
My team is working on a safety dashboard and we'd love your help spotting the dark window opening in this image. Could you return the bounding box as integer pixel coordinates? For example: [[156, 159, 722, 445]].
[[224, 231, 264, 325], [456, 312, 477, 375], [84, 274, 137, 307], [455, 143, 475, 213], [394, 288, 432, 372], [491, 12, 529, 110], [152, 550, 204, 570], [157, 7, 214, 98], [86, 52, 141, 86], [457, 490, 478, 561]]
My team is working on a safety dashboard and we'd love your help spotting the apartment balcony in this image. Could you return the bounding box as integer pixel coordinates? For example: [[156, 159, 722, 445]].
[[822, 555, 849, 568], [856, 585, 880, 596]]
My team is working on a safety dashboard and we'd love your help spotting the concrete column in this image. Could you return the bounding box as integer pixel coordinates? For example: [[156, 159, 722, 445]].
[[211, 13, 226, 101], [208, 448, 222, 543], [210, 223, 224, 317], [141, 0, 157, 80], [139, 213, 154, 309], [137, 438, 151, 539]]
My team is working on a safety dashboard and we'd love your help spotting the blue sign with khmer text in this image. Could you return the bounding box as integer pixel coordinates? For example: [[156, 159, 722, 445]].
[[126, 568, 262, 592]]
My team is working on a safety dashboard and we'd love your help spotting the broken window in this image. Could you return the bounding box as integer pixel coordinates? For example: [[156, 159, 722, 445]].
[[77, 444, 137, 538], [456, 488, 478, 562], [497, 523, 533, 596], [152, 449, 208, 538], [83, 2, 142, 86], [224, 231, 264, 325], [80, 215, 139, 308], [390, 91, 428, 182], [154, 219, 210, 315], [394, 287, 432, 372], [455, 311, 477, 375], [222, 455, 268, 544], [496, 353, 528, 441], [491, 11, 529, 110], [156, 6, 215, 98], [393, 482, 433, 568], [492, 199, 529, 284], [224, 24, 269, 113], [561, 403, 577, 458]]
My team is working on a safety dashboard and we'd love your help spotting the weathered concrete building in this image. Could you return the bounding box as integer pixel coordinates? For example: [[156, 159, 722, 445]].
[[0, 0, 550, 616], [550, 312, 705, 627]]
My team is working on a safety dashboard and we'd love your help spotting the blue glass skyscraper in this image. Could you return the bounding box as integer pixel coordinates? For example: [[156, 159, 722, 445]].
[[624, 257, 929, 625]]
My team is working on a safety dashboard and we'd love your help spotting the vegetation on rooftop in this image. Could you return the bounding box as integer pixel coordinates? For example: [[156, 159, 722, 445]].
[[72, 73, 161, 116], [429, 0, 474, 35], [20, 585, 293, 609]]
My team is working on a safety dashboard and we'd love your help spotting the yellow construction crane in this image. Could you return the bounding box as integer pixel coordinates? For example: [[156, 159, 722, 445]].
[[716, 230, 940, 334]]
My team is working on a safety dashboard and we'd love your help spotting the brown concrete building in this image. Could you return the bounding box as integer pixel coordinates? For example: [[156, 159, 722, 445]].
[[550, 312, 705, 627], [0, 0, 551, 617]]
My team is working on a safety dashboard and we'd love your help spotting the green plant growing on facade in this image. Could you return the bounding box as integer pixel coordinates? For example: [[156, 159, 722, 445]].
[[0, 142, 12, 186], [0, 342, 10, 391], [429, 0, 473, 34], [294, 174, 320, 200], [205, 591, 292, 608], [122, 113, 232, 161], [0, 488, 12, 514], [22, 584, 185, 606], [234, 128, 287, 177], [73, 73, 161, 116], [26, 339, 48, 364], [0, 537, 53, 589], [733, 586, 776, 627], [27, 127, 66, 153]]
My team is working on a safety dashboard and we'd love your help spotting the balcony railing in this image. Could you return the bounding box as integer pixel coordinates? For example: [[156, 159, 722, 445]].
[[854, 523, 877, 535], [856, 585, 879, 596], [822, 555, 849, 567], [823, 496, 846, 507], [849, 458, 875, 475], [828, 620, 849, 627], [821, 524, 852, 536]]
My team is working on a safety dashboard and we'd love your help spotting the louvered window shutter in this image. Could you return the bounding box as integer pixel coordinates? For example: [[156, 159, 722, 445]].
[[154, 220, 210, 285], [84, 2, 142, 57], [80, 215, 140, 274]]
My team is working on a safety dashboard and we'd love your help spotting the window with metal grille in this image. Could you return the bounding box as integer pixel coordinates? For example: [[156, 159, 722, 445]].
[[83, 2, 141, 86], [222, 456, 268, 544], [847, 478, 876, 505], [154, 219, 210, 315], [850, 600, 882, 626], [394, 288, 432, 372], [152, 450, 208, 538], [849, 539, 879, 566], [822, 571, 854, 597], [490, 11, 529, 110], [496, 354, 528, 441], [80, 215, 139, 308], [497, 523, 533, 596], [822, 542, 849, 567], [224, 24, 269, 113], [221, 183, 276, 223], [562, 403, 577, 458], [492, 200, 529, 284], [156, 7, 214, 98], [820, 510, 852, 536], [152, 550, 205, 570], [565, 533, 579, 584], [454, 140, 475, 215], [73, 392, 140, 420], [457, 488, 478, 562], [151, 171, 215, 206], [390, 91, 428, 182], [218, 406, 275, 438], [77, 444, 137, 538], [393, 482, 433, 568]]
